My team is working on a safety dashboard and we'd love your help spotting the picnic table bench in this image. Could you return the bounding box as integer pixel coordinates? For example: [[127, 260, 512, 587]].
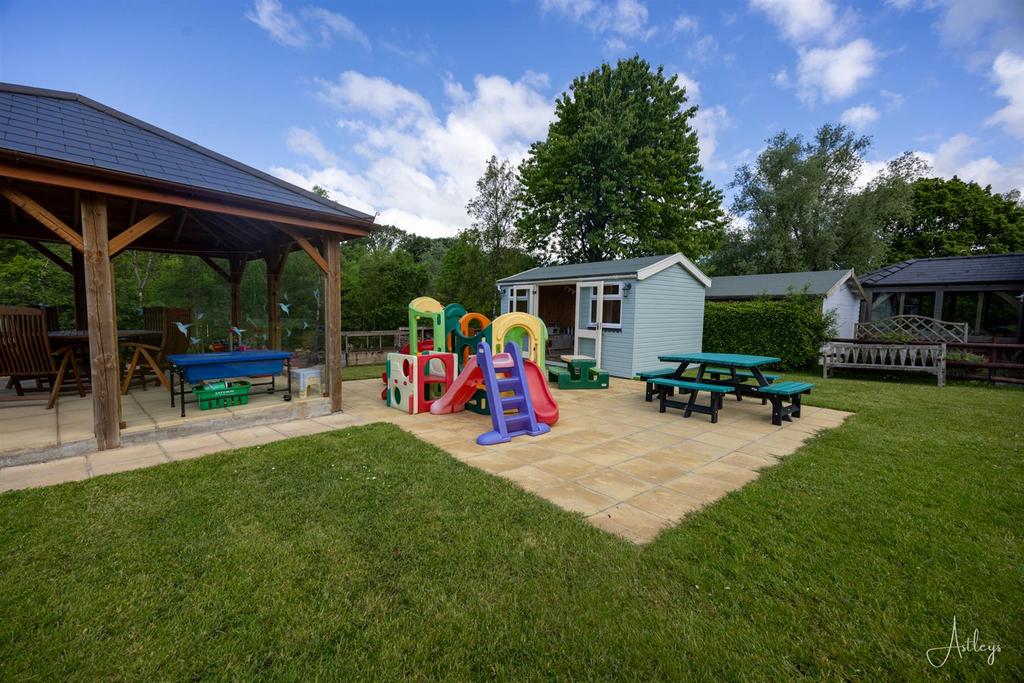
[[651, 377, 731, 423], [639, 352, 813, 425], [754, 381, 814, 425], [549, 355, 610, 389]]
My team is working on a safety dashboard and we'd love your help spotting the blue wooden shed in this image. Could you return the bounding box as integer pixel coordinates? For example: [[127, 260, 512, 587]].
[[497, 254, 711, 378]]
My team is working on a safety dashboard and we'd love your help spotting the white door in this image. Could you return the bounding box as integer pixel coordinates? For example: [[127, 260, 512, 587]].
[[573, 280, 603, 365]]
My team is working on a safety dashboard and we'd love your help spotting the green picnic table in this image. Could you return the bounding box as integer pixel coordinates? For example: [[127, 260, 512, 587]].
[[646, 352, 781, 423], [643, 352, 812, 425]]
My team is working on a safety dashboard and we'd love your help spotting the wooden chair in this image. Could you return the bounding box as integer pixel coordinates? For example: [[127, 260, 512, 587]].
[[0, 305, 86, 409], [121, 307, 192, 394]]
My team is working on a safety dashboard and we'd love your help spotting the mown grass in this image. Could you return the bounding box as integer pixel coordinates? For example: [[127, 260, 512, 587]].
[[341, 363, 386, 381], [0, 373, 1021, 679]]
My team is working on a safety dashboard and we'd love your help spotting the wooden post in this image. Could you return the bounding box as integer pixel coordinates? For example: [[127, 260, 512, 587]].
[[81, 193, 121, 450], [72, 248, 88, 329], [229, 256, 246, 327], [265, 245, 287, 349], [325, 238, 342, 412]]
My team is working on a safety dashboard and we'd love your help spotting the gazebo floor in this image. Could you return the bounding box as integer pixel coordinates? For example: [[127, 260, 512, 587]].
[[0, 373, 329, 466]]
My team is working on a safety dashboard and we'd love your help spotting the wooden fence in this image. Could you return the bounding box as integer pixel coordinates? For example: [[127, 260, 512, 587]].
[[340, 327, 430, 366]]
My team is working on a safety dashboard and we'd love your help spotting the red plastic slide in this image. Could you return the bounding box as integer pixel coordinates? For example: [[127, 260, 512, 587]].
[[430, 357, 559, 425], [522, 360, 559, 425], [429, 357, 483, 415]]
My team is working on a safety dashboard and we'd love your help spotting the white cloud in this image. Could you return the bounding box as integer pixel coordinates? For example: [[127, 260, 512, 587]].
[[245, 0, 369, 49], [796, 39, 878, 103], [674, 72, 700, 101], [860, 133, 1024, 193], [285, 127, 337, 165], [539, 0, 656, 41], [749, 0, 843, 44], [273, 72, 555, 237], [687, 34, 719, 64], [987, 51, 1024, 139], [316, 71, 432, 120], [693, 105, 732, 172], [840, 104, 880, 130], [673, 14, 698, 33], [921, 133, 1024, 192]]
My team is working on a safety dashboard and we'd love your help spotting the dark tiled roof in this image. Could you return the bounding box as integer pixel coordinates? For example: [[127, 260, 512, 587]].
[[707, 269, 854, 299], [861, 253, 1024, 286], [0, 83, 373, 222], [498, 254, 674, 284]]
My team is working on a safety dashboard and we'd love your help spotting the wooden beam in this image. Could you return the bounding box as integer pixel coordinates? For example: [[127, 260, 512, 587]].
[[200, 255, 230, 281], [229, 256, 246, 327], [108, 210, 172, 256], [265, 244, 288, 349], [325, 238, 342, 412], [80, 193, 121, 450], [0, 161, 373, 237], [72, 248, 87, 329], [273, 222, 329, 274], [0, 221, 257, 257], [0, 181, 84, 251], [173, 210, 187, 242], [25, 239, 73, 273]]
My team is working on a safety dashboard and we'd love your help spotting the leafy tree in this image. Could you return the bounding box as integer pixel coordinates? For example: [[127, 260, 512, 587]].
[[434, 229, 534, 317], [518, 55, 726, 264], [715, 124, 871, 274], [884, 177, 1024, 260], [836, 152, 929, 271], [466, 156, 526, 313]]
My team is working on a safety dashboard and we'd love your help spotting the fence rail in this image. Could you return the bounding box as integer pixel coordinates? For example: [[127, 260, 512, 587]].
[[339, 328, 430, 366]]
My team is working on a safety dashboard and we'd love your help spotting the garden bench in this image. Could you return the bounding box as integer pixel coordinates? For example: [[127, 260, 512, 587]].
[[651, 378, 732, 424], [753, 381, 814, 425], [637, 366, 679, 401]]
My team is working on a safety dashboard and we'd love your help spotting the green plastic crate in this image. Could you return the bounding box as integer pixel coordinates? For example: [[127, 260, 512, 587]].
[[193, 380, 252, 410]]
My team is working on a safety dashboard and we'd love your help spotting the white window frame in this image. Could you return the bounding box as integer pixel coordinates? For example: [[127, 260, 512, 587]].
[[510, 286, 531, 313], [587, 282, 622, 329]]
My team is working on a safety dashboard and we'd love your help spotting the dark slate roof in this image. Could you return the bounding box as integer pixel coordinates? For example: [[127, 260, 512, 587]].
[[498, 254, 675, 284], [0, 83, 373, 222], [861, 253, 1024, 286], [707, 270, 856, 299]]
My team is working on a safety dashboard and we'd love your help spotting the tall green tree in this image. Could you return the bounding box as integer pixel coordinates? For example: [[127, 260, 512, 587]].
[[884, 177, 1024, 260], [518, 55, 726, 263], [466, 156, 526, 314], [716, 124, 871, 274]]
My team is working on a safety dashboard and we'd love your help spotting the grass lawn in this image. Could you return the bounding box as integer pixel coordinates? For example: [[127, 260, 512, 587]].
[[341, 363, 386, 381], [1, 373, 1021, 679]]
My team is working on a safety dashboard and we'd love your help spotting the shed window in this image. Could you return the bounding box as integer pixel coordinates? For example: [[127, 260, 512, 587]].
[[588, 283, 622, 329], [511, 287, 531, 313]]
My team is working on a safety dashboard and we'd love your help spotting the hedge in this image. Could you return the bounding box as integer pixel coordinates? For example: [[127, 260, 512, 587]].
[[702, 298, 835, 370]]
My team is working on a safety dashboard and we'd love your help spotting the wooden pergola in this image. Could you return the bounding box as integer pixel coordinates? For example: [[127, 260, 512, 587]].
[[0, 84, 375, 450]]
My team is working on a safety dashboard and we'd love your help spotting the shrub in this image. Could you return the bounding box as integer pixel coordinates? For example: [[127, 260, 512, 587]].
[[703, 297, 835, 370]]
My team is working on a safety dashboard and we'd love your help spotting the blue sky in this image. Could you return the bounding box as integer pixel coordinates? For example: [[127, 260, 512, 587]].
[[1, 0, 1022, 237]]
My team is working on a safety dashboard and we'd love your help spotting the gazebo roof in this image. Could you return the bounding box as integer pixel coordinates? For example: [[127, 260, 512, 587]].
[[0, 83, 370, 223], [0, 83, 373, 260]]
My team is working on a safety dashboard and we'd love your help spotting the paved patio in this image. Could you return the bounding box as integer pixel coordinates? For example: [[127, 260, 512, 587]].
[[0, 375, 850, 543]]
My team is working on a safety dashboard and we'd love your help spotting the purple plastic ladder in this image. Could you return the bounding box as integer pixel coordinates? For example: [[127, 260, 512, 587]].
[[476, 340, 550, 445]]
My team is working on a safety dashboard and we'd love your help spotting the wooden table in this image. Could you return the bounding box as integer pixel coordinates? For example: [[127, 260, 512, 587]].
[[49, 329, 162, 342]]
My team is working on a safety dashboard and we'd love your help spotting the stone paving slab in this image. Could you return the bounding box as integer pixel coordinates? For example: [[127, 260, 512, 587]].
[[341, 377, 853, 544], [0, 375, 852, 545]]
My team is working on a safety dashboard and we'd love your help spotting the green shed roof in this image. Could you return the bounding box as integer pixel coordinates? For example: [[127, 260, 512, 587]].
[[498, 253, 710, 287], [706, 270, 861, 300]]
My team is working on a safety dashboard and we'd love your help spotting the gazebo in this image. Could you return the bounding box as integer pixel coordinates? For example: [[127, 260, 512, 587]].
[[0, 83, 375, 450]]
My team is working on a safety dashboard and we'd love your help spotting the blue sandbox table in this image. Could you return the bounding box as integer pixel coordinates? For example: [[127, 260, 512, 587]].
[[167, 350, 293, 417]]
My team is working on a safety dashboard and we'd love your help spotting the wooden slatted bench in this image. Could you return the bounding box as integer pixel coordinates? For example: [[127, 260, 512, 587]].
[[651, 378, 733, 423], [637, 367, 679, 401], [753, 381, 814, 425]]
